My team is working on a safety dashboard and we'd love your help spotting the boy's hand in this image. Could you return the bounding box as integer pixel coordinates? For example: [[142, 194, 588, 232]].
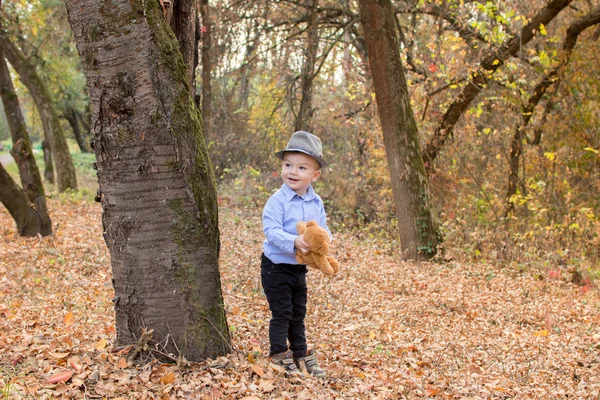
[[294, 235, 310, 254]]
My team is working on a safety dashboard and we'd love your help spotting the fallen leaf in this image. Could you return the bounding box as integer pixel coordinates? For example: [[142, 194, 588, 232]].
[[534, 329, 549, 337], [47, 370, 73, 384], [258, 379, 275, 392], [251, 364, 264, 377], [469, 364, 482, 374], [160, 372, 176, 385], [95, 339, 108, 350], [49, 352, 71, 359], [11, 355, 24, 366], [117, 357, 128, 368], [580, 285, 592, 294], [63, 311, 75, 326]]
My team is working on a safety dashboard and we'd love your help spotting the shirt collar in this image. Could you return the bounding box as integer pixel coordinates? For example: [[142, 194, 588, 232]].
[[281, 183, 315, 201]]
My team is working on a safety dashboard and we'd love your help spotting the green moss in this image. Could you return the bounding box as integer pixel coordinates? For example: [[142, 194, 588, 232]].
[[145, 0, 228, 355], [83, 49, 97, 70], [89, 24, 102, 41], [164, 159, 180, 171]]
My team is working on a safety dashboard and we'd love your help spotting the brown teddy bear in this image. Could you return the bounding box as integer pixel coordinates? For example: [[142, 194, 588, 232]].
[[295, 220, 340, 276]]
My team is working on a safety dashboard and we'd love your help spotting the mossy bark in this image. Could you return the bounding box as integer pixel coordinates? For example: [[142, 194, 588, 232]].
[[358, 0, 441, 260], [65, 0, 230, 361]]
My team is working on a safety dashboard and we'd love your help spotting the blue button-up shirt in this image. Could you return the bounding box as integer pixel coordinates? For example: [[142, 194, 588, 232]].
[[262, 183, 332, 265]]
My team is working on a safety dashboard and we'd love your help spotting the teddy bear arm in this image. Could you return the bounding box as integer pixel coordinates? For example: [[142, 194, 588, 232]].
[[327, 256, 340, 275], [312, 253, 334, 276]]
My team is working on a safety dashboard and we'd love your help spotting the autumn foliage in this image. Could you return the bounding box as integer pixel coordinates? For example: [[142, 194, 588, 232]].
[[1, 193, 599, 398]]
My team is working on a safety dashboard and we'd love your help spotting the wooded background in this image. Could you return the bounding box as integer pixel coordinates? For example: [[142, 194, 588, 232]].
[[1, 0, 599, 397], [2, 0, 598, 266]]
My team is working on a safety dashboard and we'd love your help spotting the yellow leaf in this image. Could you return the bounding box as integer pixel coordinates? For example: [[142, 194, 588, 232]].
[[63, 311, 75, 326], [95, 339, 108, 350], [534, 329, 549, 337], [369, 331, 376, 340], [492, 59, 500, 65]]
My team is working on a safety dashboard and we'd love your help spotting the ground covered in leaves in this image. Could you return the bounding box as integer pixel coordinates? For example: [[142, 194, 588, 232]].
[[1, 195, 599, 399]]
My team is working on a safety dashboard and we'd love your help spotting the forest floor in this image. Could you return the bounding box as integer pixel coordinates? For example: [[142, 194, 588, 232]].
[[1, 193, 599, 399]]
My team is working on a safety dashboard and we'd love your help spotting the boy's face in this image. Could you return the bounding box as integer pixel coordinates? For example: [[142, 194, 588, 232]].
[[281, 152, 321, 196]]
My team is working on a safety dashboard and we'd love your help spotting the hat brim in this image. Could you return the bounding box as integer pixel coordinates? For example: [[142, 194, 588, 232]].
[[275, 148, 328, 168]]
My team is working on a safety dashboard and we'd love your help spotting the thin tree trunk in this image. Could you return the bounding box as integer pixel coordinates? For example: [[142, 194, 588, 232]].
[[76, 104, 91, 133], [170, 0, 199, 92], [0, 163, 47, 236], [238, 3, 269, 109], [422, 0, 574, 171], [0, 36, 78, 191], [0, 50, 51, 236], [294, 0, 319, 132], [358, 0, 440, 260], [41, 138, 54, 184], [65, 0, 230, 361], [64, 106, 91, 153], [200, 0, 212, 136]]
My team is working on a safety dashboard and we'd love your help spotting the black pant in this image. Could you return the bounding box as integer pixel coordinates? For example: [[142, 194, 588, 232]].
[[261, 254, 308, 358]]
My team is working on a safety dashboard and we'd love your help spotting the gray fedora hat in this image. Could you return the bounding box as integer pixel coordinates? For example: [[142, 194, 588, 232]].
[[275, 131, 328, 167]]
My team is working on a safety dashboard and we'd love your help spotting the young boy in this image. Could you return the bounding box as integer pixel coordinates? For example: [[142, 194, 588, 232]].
[[261, 130, 331, 378]]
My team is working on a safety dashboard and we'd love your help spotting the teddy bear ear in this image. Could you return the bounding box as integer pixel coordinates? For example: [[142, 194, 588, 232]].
[[307, 220, 318, 227], [297, 221, 307, 233]]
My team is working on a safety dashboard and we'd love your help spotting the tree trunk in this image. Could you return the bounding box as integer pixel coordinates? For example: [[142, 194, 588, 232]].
[[294, 0, 319, 132], [200, 0, 212, 137], [64, 106, 91, 153], [0, 50, 52, 236], [65, 0, 230, 361], [170, 0, 199, 92], [0, 36, 78, 192], [0, 163, 47, 236], [358, 0, 440, 260], [41, 138, 54, 184], [422, 0, 574, 171]]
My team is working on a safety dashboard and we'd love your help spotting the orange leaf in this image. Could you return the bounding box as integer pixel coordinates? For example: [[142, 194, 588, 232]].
[[580, 285, 592, 294], [117, 357, 128, 369], [534, 329, 549, 337], [160, 372, 176, 385], [47, 370, 73, 384], [95, 339, 108, 350], [251, 364, 264, 377], [63, 311, 75, 326]]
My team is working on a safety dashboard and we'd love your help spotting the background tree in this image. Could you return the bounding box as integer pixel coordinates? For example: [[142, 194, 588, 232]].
[[0, 33, 78, 191], [0, 46, 51, 236], [64, 0, 230, 361], [358, 0, 440, 259]]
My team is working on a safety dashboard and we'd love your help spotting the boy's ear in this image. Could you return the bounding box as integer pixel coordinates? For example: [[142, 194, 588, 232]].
[[312, 169, 321, 181]]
